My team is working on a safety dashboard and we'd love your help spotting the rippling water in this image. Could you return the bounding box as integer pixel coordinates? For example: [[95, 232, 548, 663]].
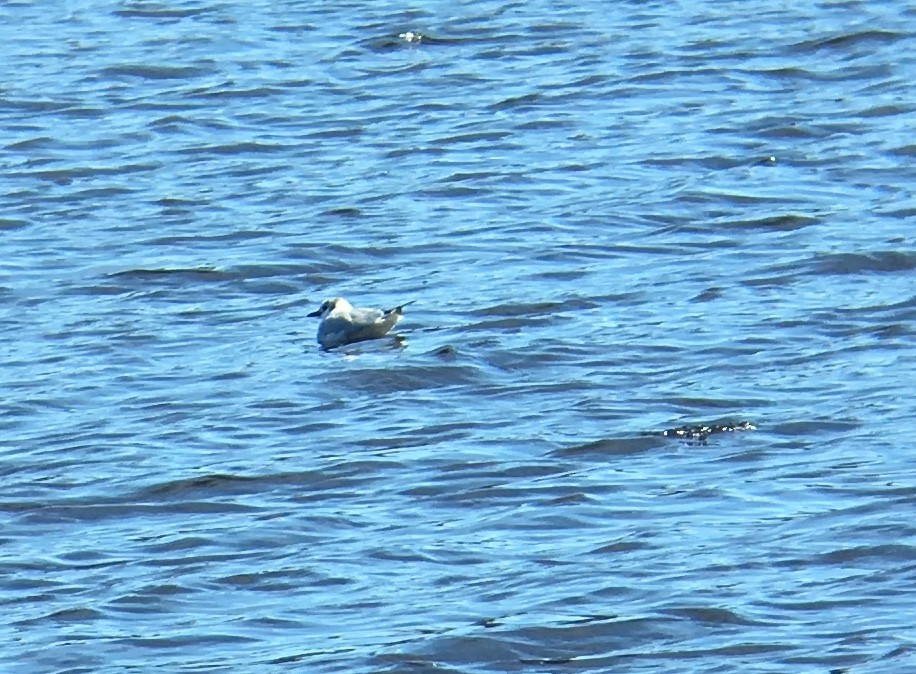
[[2, 1, 915, 672]]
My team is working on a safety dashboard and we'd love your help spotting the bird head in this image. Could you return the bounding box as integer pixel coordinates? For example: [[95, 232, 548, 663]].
[[307, 297, 350, 318]]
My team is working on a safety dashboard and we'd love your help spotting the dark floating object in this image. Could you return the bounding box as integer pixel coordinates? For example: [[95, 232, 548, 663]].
[[662, 420, 756, 443], [430, 344, 457, 359]]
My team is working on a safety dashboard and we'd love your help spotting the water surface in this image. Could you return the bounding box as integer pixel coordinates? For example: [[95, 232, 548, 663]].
[[2, 1, 915, 672]]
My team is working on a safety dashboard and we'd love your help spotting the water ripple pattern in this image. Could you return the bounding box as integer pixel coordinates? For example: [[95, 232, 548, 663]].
[[2, 1, 915, 672]]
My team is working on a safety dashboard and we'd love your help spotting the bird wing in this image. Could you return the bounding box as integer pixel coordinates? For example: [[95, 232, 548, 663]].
[[318, 310, 395, 348], [348, 306, 385, 324], [383, 300, 415, 315]]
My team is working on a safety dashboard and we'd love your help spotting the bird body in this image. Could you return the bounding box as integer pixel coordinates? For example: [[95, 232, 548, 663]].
[[307, 297, 413, 349]]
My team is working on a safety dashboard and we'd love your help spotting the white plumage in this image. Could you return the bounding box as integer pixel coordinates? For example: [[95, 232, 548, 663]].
[[307, 297, 414, 349]]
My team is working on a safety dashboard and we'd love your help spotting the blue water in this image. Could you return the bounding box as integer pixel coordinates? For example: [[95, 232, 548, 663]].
[[2, 1, 916, 672]]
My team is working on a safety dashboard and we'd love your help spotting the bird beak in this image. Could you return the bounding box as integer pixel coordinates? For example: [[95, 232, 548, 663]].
[[307, 308, 322, 318]]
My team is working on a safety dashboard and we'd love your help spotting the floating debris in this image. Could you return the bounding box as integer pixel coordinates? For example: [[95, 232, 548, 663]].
[[662, 420, 756, 443], [399, 31, 423, 43], [430, 344, 457, 359]]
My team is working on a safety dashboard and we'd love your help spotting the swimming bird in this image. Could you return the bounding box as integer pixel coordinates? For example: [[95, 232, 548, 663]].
[[307, 297, 414, 349]]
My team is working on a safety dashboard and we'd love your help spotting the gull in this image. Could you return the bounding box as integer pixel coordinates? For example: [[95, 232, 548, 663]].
[[307, 297, 414, 349]]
